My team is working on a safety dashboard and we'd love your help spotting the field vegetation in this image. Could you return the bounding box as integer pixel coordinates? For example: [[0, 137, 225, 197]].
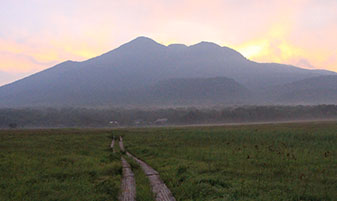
[[0, 129, 122, 201], [122, 122, 337, 201], [0, 122, 336, 201]]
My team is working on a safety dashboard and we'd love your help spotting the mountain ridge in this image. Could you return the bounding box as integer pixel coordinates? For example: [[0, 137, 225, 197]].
[[0, 36, 336, 107]]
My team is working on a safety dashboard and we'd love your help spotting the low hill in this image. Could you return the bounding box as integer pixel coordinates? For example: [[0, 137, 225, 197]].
[[270, 75, 337, 104]]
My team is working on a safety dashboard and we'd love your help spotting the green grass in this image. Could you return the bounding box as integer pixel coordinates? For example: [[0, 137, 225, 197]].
[[0, 129, 122, 201], [1, 122, 336, 201], [121, 122, 337, 201]]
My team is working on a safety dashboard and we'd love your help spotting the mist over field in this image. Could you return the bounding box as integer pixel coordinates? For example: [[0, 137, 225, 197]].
[[1, 105, 337, 129]]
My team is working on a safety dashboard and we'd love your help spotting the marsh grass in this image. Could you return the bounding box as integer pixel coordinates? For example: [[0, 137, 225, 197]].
[[121, 122, 337, 201], [0, 129, 122, 201], [1, 122, 336, 201]]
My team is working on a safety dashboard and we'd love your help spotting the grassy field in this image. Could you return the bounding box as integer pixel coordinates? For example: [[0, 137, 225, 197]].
[[121, 122, 337, 201], [0, 122, 336, 201], [0, 129, 122, 201]]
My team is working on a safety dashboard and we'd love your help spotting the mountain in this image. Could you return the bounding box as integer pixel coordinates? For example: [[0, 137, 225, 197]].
[[269, 75, 337, 104], [146, 77, 251, 105], [0, 36, 335, 107]]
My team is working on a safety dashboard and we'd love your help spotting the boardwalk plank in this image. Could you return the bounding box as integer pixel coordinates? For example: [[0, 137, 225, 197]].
[[119, 136, 125, 152], [119, 157, 136, 201], [110, 138, 115, 151], [120, 137, 176, 201]]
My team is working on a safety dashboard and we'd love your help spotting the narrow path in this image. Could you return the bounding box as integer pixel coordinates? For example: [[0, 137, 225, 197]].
[[120, 137, 176, 201], [110, 138, 115, 151], [119, 157, 136, 201], [119, 136, 125, 152]]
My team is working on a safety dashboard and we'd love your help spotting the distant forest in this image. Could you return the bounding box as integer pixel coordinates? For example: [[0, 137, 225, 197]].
[[0, 105, 336, 128]]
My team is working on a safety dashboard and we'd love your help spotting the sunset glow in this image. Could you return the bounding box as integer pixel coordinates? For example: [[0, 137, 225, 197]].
[[0, 0, 336, 85]]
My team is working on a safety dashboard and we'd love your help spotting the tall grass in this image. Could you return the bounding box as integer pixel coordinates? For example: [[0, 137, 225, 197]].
[[0, 129, 122, 201], [122, 122, 337, 201], [1, 122, 336, 201]]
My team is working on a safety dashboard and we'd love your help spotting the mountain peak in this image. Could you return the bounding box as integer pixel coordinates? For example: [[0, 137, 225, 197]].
[[118, 36, 165, 50], [188, 41, 245, 59], [168, 44, 188, 48], [129, 36, 163, 46], [132, 36, 156, 43], [191, 41, 222, 49]]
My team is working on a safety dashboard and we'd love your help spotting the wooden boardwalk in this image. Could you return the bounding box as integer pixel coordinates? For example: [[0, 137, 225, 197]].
[[110, 138, 115, 151], [119, 136, 125, 152], [119, 137, 176, 201], [126, 152, 176, 201], [119, 157, 136, 201], [111, 137, 136, 201]]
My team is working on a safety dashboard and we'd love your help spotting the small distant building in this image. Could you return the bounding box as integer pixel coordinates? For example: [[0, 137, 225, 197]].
[[154, 118, 168, 124], [134, 120, 143, 125], [109, 121, 119, 127]]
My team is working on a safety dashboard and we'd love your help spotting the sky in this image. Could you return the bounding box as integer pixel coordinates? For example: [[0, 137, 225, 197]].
[[0, 0, 336, 86]]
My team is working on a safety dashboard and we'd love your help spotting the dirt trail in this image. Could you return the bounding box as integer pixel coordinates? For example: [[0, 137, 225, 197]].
[[120, 137, 176, 201], [119, 157, 136, 201]]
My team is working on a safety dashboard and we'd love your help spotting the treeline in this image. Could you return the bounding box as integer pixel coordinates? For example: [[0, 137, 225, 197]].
[[1, 105, 337, 128]]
